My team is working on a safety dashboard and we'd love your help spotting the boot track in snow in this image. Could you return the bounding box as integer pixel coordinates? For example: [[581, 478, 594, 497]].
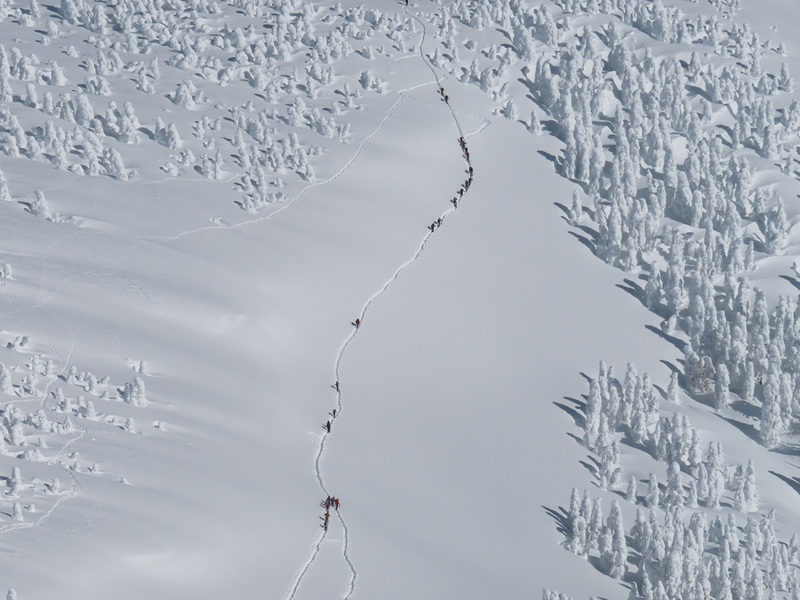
[[282, 6, 481, 600]]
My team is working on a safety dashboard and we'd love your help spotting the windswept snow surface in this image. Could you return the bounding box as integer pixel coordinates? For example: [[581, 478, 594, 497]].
[[0, 0, 800, 598]]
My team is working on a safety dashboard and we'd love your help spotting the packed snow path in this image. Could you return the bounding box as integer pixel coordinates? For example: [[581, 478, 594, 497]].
[[283, 7, 476, 599]]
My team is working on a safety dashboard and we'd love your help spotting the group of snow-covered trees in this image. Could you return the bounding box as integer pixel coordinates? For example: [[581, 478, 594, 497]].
[[0, 0, 424, 212], [421, 0, 800, 598], [565, 487, 799, 600], [439, 0, 800, 453], [583, 361, 758, 512], [565, 360, 800, 599]]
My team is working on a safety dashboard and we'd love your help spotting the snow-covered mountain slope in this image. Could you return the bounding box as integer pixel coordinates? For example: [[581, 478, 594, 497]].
[[0, 0, 799, 598]]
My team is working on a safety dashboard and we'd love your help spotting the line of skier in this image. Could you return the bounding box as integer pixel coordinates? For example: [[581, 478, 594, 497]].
[[320, 495, 341, 531], [438, 85, 449, 105], [317, 84, 474, 532]]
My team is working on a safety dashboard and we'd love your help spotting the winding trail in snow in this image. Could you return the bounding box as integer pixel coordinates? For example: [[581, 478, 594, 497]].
[[282, 5, 483, 600], [0, 0, 489, 576]]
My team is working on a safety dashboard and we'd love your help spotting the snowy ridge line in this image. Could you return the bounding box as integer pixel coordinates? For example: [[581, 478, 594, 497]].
[[140, 78, 438, 245]]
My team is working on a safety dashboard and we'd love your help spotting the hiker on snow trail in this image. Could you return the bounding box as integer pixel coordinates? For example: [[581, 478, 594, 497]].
[[333, 381, 339, 391], [353, 318, 361, 328], [428, 223, 435, 232], [324, 420, 331, 433], [334, 498, 340, 510], [451, 198, 458, 208], [330, 408, 337, 418]]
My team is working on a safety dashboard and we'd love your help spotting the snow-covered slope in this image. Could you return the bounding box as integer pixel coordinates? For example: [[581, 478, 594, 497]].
[[0, 0, 799, 598]]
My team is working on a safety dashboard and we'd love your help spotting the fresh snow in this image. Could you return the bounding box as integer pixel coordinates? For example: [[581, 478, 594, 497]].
[[0, 0, 797, 598]]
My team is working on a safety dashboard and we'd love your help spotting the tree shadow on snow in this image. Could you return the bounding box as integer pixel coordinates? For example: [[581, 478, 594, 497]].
[[554, 201, 570, 218], [769, 471, 800, 496], [779, 275, 800, 292], [542, 504, 570, 537], [578, 460, 601, 485], [554, 399, 585, 429], [541, 119, 562, 139], [716, 124, 735, 149], [566, 431, 584, 447], [729, 398, 761, 420], [568, 231, 596, 254], [645, 325, 686, 352], [685, 84, 712, 103], [770, 443, 800, 456], [660, 360, 682, 376], [719, 414, 759, 443], [616, 278, 644, 303], [620, 436, 650, 456], [575, 224, 599, 240], [537, 149, 559, 168]]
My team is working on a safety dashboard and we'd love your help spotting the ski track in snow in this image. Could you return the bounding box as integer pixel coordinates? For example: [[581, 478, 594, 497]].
[[282, 6, 484, 600], [0, 0, 489, 578], [0, 325, 85, 536], [138, 77, 438, 245], [0, 40, 434, 552]]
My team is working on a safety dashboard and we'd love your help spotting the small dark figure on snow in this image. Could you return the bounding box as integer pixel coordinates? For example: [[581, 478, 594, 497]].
[[353, 318, 361, 328], [334, 498, 340, 510], [334, 381, 340, 391], [428, 223, 435, 232], [436, 217, 443, 227], [331, 408, 337, 418], [324, 420, 331, 433], [451, 198, 458, 208]]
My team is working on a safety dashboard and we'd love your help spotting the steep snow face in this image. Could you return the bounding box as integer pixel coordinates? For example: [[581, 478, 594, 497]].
[[0, 0, 799, 598]]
